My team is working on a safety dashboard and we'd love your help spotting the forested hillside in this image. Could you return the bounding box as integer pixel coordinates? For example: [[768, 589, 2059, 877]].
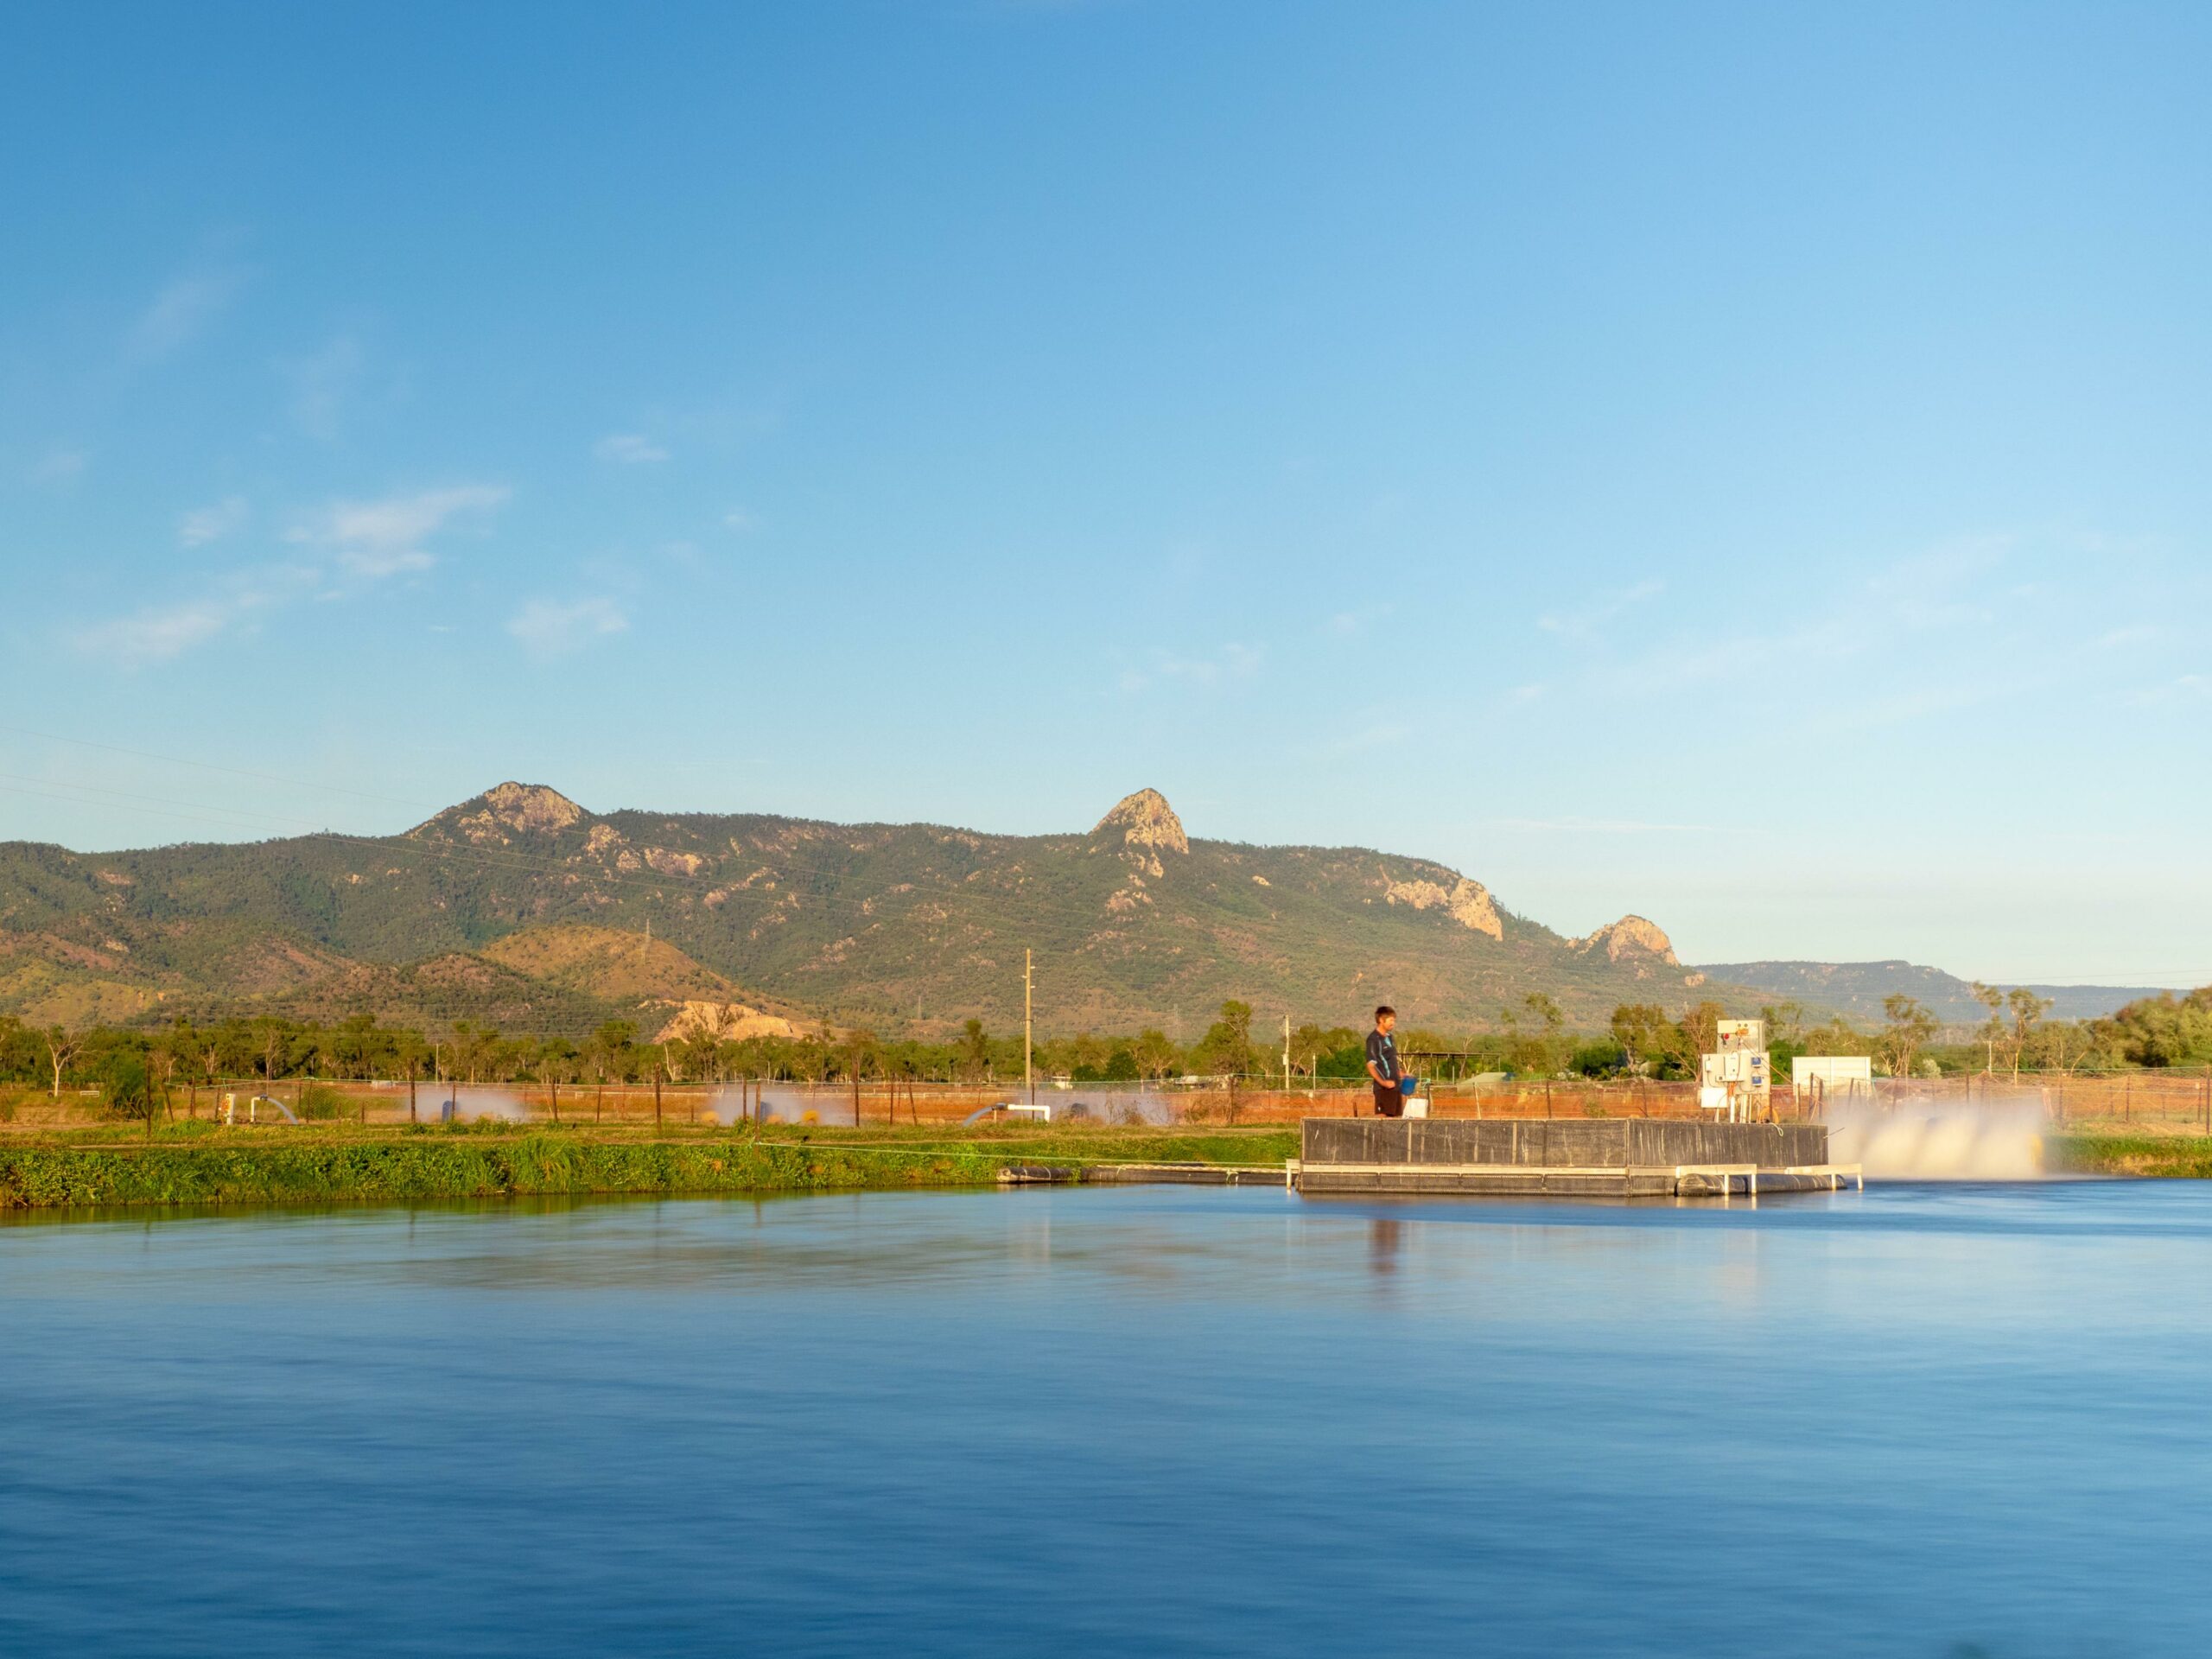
[[0, 782, 1713, 1034], [1695, 960, 2163, 1026]]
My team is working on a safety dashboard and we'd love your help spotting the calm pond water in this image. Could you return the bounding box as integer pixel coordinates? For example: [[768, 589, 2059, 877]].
[[3, 1181, 2209, 1657]]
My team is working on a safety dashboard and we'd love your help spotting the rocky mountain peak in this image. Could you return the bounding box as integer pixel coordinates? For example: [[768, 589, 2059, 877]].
[[1093, 788, 1188, 855], [410, 782, 588, 845], [480, 782, 585, 832], [1571, 914, 1679, 965]]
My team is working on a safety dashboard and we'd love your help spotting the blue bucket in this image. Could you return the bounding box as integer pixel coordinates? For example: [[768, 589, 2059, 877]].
[[1399, 1075, 1418, 1096]]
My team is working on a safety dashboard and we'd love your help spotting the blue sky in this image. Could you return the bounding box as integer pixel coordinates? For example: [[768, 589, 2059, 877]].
[[3, 1, 2208, 984]]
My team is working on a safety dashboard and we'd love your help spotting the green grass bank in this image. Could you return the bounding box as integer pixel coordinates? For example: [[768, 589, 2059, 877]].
[[0, 1122, 1300, 1213], [6, 1124, 2195, 1214], [2044, 1133, 2212, 1179]]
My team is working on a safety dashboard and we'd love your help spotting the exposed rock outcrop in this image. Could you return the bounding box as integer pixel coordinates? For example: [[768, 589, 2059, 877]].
[[652, 1000, 798, 1046], [411, 782, 587, 844], [1381, 874, 1503, 939], [1571, 914, 1679, 965], [16, 775, 1742, 1033], [1092, 788, 1188, 856]]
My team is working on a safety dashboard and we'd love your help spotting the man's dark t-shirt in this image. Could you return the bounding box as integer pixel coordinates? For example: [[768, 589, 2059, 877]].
[[1367, 1027, 1402, 1116]]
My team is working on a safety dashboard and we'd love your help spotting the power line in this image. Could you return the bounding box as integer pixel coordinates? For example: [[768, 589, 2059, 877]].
[[0, 724, 442, 811], [0, 772, 362, 837]]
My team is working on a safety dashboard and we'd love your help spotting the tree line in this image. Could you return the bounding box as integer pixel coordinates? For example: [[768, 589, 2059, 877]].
[[1605, 983, 2200, 1081], [3, 981, 2204, 1104]]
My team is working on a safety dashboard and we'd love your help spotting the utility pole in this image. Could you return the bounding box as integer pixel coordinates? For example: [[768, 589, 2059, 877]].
[[1024, 948, 1034, 1105], [1283, 1014, 1292, 1093]]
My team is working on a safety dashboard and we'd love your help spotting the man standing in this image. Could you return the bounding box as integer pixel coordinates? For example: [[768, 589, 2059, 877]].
[[1366, 1005, 1403, 1117]]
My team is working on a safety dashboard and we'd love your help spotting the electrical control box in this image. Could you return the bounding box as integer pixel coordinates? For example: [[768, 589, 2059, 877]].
[[1700, 1020, 1770, 1120]]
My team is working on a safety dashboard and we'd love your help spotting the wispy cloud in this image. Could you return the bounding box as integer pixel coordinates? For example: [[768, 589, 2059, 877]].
[[1859, 533, 2009, 630], [287, 484, 507, 577], [1328, 602, 1393, 638], [2126, 672, 2211, 707], [1118, 642, 1264, 694], [1601, 535, 2011, 696], [73, 601, 233, 664], [1316, 721, 1408, 759], [1796, 675, 2022, 734], [178, 496, 250, 548], [282, 333, 365, 440], [723, 507, 759, 533], [74, 484, 495, 667], [1483, 815, 1747, 836], [595, 433, 669, 465], [128, 259, 245, 359], [1538, 577, 1663, 639], [70, 564, 309, 666], [29, 447, 87, 485], [507, 596, 630, 657], [2093, 624, 2162, 652]]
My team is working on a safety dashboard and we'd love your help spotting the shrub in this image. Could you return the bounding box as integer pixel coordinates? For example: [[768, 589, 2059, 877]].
[[296, 1084, 353, 1121], [101, 1053, 157, 1131], [1569, 1039, 1623, 1078], [1318, 1042, 1368, 1080]]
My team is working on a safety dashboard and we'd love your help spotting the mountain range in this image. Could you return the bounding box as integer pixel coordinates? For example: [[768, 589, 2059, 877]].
[[1694, 961, 2161, 1027], [1, 782, 1713, 1034], [0, 781, 2167, 1037]]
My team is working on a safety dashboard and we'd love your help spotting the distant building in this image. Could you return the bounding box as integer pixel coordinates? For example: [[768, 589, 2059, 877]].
[[1792, 1054, 1872, 1108]]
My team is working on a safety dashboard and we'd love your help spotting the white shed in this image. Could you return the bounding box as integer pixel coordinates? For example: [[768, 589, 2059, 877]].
[[1792, 1055, 1872, 1107]]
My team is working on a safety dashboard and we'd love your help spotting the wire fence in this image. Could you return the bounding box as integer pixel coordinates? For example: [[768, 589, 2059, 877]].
[[10, 1068, 2212, 1133]]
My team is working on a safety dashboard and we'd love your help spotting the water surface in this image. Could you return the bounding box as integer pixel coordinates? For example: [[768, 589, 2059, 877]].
[[3, 1182, 2207, 1656]]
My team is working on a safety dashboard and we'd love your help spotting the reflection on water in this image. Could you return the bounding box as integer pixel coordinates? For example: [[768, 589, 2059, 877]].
[[3, 1182, 2210, 1656], [1369, 1216, 1402, 1276]]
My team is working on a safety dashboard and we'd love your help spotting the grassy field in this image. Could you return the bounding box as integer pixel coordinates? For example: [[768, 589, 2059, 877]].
[[0, 1119, 1300, 1214]]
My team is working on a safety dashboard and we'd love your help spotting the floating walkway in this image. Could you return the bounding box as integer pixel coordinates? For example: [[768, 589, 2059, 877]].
[[1290, 1118, 1862, 1199], [996, 1162, 1285, 1187]]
